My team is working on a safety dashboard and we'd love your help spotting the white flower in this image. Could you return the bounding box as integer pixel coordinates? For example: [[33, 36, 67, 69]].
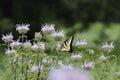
[[31, 65, 38, 72], [32, 42, 45, 52], [42, 58, 47, 63], [10, 40, 22, 49], [16, 24, 30, 34], [48, 68, 90, 80], [60, 64, 73, 71], [32, 44, 38, 51], [34, 32, 42, 41], [23, 40, 32, 49], [52, 31, 64, 41], [58, 60, 63, 66], [31, 65, 43, 72], [116, 71, 120, 78], [82, 62, 95, 70], [102, 42, 115, 53], [2, 33, 13, 43], [5, 49, 16, 55], [75, 39, 87, 48], [41, 24, 55, 34], [99, 55, 110, 62], [38, 42, 45, 51], [71, 53, 82, 60]]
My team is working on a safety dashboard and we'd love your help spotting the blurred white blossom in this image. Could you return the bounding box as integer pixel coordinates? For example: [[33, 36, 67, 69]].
[[31, 65, 43, 72], [31, 65, 38, 72], [2, 33, 13, 43], [102, 42, 115, 53], [10, 40, 22, 49], [16, 24, 30, 34], [42, 58, 47, 64], [5, 49, 16, 55], [99, 55, 110, 62], [52, 31, 64, 41], [23, 40, 31, 50], [48, 68, 90, 80], [75, 39, 87, 48], [32, 42, 45, 52], [34, 32, 42, 41], [58, 60, 63, 66], [116, 71, 120, 78], [41, 24, 55, 34], [60, 64, 73, 71], [82, 62, 95, 70], [71, 53, 82, 60]]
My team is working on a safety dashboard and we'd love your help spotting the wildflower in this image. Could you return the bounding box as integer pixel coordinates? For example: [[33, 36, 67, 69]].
[[48, 68, 90, 80], [60, 64, 73, 70], [16, 24, 30, 34], [82, 62, 95, 70], [99, 55, 110, 62], [52, 31, 64, 41], [31, 65, 43, 72], [102, 42, 115, 53], [116, 71, 120, 78], [23, 40, 32, 50], [5, 49, 16, 55], [32, 42, 45, 52], [10, 40, 22, 49], [41, 24, 55, 34], [75, 39, 87, 49], [34, 32, 42, 41], [2, 33, 13, 43], [71, 53, 82, 60], [31, 65, 38, 72], [42, 58, 47, 64], [32, 44, 38, 51], [58, 60, 63, 66]]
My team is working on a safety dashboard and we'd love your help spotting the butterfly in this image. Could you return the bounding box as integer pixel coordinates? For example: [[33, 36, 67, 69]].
[[60, 36, 74, 53]]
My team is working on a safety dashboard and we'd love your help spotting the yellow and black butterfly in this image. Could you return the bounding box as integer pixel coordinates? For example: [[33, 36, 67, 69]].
[[60, 36, 74, 53]]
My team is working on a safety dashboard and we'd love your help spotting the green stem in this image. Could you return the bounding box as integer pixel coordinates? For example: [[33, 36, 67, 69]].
[[25, 54, 29, 80], [100, 63, 106, 80], [37, 59, 42, 80], [21, 34, 24, 74]]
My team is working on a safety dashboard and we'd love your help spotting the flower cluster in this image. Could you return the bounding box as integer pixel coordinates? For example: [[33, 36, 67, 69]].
[[52, 31, 65, 41], [99, 55, 110, 62], [2, 33, 13, 43], [32, 42, 45, 52], [10, 40, 22, 49], [75, 39, 87, 49], [23, 40, 32, 50], [102, 42, 115, 53], [41, 24, 55, 34], [34, 32, 42, 41], [82, 62, 95, 70], [16, 24, 30, 34], [5, 49, 16, 55], [71, 53, 82, 60]]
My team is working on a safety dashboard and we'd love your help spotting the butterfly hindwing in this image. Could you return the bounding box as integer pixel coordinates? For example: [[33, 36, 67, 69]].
[[60, 36, 74, 52]]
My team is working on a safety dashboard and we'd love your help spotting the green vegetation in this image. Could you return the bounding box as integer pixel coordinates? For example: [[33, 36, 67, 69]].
[[0, 23, 120, 80]]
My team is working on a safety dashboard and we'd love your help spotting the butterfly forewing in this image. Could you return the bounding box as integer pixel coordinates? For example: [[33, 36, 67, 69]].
[[60, 36, 74, 52]]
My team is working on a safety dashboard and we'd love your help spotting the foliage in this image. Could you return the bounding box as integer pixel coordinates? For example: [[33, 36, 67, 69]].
[[1, 23, 120, 80]]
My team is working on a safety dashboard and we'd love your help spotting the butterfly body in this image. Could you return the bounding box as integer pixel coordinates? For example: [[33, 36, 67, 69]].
[[60, 36, 74, 53]]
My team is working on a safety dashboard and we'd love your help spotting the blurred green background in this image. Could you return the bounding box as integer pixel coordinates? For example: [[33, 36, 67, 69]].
[[1, 0, 120, 39]]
